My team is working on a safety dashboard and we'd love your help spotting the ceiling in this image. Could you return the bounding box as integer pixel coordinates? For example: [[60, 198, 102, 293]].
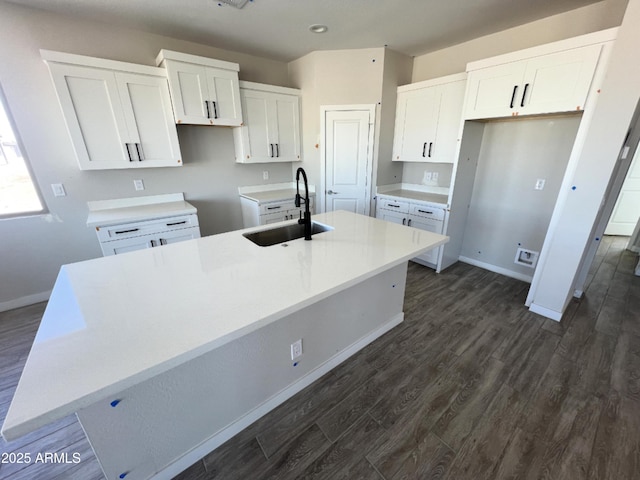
[[8, 0, 602, 62]]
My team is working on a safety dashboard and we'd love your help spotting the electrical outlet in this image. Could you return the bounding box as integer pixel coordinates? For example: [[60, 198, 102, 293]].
[[51, 183, 66, 197], [291, 339, 302, 360], [133, 179, 144, 191], [263, 171, 269, 180], [432, 172, 439, 182], [535, 179, 546, 190]]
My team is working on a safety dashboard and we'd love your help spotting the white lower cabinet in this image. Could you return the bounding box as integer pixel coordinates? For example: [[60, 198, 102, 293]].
[[240, 194, 315, 228], [376, 196, 445, 268], [95, 214, 200, 256]]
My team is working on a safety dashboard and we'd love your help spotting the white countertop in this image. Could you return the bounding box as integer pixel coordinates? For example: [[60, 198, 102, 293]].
[[377, 189, 449, 207], [86, 193, 197, 228], [2, 211, 448, 441], [238, 183, 316, 204]]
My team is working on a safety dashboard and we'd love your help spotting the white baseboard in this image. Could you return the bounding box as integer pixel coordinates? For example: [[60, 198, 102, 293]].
[[529, 302, 562, 322], [152, 312, 404, 480], [0, 291, 50, 313], [458, 256, 533, 283]]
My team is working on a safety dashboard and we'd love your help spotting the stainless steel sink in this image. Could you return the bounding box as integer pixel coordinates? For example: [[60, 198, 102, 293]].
[[243, 222, 333, 247]]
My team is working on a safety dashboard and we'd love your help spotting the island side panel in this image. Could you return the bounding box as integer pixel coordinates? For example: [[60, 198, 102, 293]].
[[76, 262, 408, 480]]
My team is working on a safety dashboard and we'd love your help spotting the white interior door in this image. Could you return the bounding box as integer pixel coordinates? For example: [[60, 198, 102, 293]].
[[605, 146, 640, 235], [323, 107, 374, 214]]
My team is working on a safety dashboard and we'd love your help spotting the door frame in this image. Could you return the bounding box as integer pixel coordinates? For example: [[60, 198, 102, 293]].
[[320, 104, 376, 215]]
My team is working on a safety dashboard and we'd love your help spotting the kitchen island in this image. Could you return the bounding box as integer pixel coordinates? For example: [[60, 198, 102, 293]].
[[1, 210, 448, 480]]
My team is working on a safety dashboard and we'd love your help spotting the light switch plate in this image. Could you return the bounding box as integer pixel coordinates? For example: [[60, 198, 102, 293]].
[[51, 183, 66, 197], [535, 179, 546, 190], [133, 179, 144, 191]]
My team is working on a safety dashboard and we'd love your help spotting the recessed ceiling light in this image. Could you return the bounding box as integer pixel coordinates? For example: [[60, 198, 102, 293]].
[[309, 24, 328, 34]]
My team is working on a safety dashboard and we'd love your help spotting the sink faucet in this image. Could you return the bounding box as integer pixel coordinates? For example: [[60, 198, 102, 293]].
[[295, 167, 312, 240]]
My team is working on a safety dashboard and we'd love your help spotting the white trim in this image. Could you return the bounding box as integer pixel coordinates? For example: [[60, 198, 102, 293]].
[[320, 105, 376, 215], [87, 193, 185, 212], [155, 49, 239, 72], [0, 291, 50, 313], [459, 256, 533, 283], [466, 27, 618, 71], [239, 81, 301, 96], [41, 50, 167, 77], [529, 302, 562, 322], [397, 72, 467, 92], [149, 312, 403, 480]]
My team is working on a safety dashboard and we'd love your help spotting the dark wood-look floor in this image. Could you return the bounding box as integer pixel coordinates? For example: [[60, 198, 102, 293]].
[[1, 236, 639, 480]]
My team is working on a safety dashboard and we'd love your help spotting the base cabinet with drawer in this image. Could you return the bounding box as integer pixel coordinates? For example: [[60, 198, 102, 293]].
[[95, 214, 200, 256], [240, 193, 315, 228], [376, 196, 446, 268]]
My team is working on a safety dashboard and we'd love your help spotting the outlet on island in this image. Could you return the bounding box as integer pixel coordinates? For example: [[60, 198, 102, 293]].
[[291, 339, 302, 360]]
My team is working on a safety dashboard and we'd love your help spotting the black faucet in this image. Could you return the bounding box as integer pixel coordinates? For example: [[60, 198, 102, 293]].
[[295, 167, 312, 240]]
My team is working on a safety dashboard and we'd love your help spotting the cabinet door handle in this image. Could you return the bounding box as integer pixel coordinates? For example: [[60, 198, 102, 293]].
[[408, 219, 412, 226], [125, 143, 134, 162], [402, 218, 406, 225], [159, 238, 166, 246], [510, 85, 518, 109], [275, 143, 279, 157], [150, 240, 156, 247], [428, 142, 433, 158], [422, 142, 427, 157], [114, 228, 139, 235], [521, 83, 529, 107], [270, 144, 274, 157], [205, 101, 211, 119], [135, 143, 144, 161], [166, 220, 187, 226], [212, 101, 218, 119]]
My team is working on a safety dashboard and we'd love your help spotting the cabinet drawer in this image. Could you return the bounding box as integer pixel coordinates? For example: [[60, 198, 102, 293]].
[[259, 196, 313, 215], [96, 214, 199, 242], [377, 198, 410, 213], [409, 204, 445, 221]]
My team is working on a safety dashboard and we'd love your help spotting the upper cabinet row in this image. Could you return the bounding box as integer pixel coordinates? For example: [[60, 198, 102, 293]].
[[42, 50, 301, 170], [392, 35, 607, 163]]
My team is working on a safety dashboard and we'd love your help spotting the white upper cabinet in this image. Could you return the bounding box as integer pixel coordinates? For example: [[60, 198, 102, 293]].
[[156, 50, 242, 126], [392, 73, 466, 163], [464, 43, 603, 119], [233, 81, 301, 163], [42, 50, 182, 170]]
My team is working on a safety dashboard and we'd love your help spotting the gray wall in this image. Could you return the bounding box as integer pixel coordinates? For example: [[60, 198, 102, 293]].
[[460, 116, 581, 279], [0, 2, 292, 307]]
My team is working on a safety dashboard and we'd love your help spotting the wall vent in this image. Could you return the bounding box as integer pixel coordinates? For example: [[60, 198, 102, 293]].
[[514, 248, 539, 268]]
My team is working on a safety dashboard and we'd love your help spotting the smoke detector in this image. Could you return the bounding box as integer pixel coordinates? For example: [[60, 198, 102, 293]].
[[216, 0, 250, 8]]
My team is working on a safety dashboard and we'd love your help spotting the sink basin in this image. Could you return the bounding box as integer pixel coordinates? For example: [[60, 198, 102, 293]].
[[243, 221, 333, 247]]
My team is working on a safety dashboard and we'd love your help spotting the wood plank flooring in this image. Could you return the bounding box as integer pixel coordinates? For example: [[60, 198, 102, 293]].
[[1, 235, 639, 480]]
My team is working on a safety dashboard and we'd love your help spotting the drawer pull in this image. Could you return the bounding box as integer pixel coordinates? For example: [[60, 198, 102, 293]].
[[417, 209, 433, 214], [114, 228, 139, 235], [267, 206, 282, 210], [166, 220, 187, 226], [387, 204, 400, 208]]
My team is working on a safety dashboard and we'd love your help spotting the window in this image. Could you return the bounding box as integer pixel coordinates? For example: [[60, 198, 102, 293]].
[[0, 85, 46, 218]]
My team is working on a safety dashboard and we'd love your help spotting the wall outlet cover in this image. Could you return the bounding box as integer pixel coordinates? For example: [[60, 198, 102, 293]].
[[51, 183, 66, 197], [514, 248, 539, 268], [291, 339, 302, 360], [134, 179, 145, 191]]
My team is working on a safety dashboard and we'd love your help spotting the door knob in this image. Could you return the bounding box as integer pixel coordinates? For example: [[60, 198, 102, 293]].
[[327, 190, 339, 195]]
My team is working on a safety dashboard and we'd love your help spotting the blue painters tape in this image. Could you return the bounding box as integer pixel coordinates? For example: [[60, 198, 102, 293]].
[[110, 399, 121, 408]]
